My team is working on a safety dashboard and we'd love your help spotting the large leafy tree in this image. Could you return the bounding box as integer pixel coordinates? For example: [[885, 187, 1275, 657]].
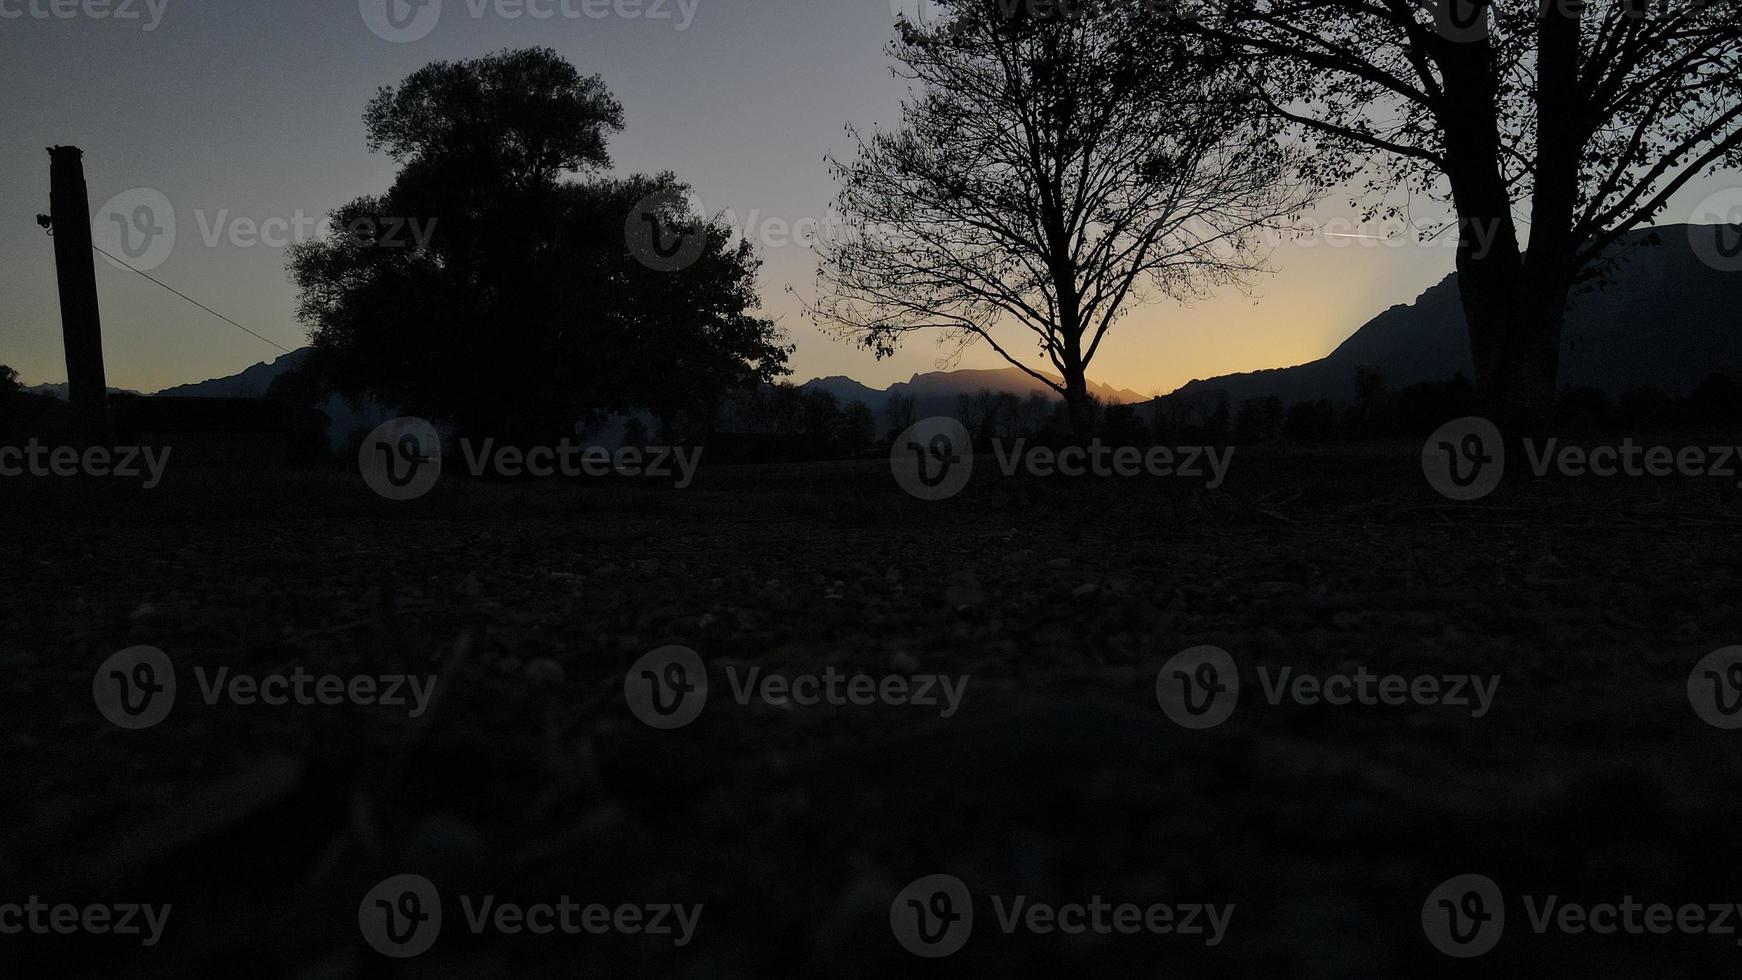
[[1187, 0, 1742, 430], [810, 0, 1307, 438], [289, 48, 789, 442]]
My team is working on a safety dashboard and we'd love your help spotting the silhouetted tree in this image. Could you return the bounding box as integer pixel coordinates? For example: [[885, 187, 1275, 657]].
[[1099, 402, 1150, 445], [882, 392, 917, 435], [1234, 395, 1284, 443], [289, 49, 789, 442], [1188, 1, 1742, 430], [811, 1, 1307, 439], [840, 400, 878, 454]]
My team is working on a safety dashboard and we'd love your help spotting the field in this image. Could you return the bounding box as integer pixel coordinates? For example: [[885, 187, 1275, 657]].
[[5, 443, 1742, 976]]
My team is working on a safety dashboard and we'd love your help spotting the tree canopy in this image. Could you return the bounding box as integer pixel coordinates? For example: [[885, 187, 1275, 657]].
[[810, 0, 1308, 436], [289, 48, 790, 443]]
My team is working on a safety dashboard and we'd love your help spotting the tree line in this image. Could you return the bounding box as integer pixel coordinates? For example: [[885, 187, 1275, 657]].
[[261, 1, 1741, 449]]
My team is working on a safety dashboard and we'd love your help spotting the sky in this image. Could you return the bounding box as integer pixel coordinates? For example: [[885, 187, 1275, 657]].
[[1, 0, 1738, 397]]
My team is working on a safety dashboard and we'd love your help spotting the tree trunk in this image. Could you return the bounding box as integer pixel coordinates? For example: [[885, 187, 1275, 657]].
[[1059, 352, 1096, 444], [1439, 30, 1567, 437], [1455, 259, 1568, 436]]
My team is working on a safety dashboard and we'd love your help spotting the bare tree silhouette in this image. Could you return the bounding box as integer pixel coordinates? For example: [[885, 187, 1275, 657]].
[[1189, 0, 1742, 430], [810, 0, 1308, 439]]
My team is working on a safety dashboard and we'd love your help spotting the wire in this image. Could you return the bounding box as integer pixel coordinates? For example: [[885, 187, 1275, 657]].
[[89, 243, 294, 354]]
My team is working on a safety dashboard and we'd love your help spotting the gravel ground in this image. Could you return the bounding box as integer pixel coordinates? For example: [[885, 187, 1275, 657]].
[[5, 457, 1742, 976]]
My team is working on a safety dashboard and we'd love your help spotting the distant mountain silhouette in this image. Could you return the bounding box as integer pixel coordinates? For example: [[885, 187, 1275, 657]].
[[154, 349, 311, 398], [803, 368, 1147, 417], [24, 383, 143, 399], [1162, 223, 1742, 409]]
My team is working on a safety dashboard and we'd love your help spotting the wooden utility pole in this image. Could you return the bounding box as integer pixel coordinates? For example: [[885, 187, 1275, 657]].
[[45, 146, 111, 445]]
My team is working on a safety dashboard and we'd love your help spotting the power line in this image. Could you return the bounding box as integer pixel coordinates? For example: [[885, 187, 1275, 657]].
[[90, 243, 294, 354]]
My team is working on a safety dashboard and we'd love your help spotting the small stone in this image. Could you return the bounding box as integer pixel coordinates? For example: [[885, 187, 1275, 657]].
[[458, 573, 483, 597], [890, 651, 919, 673], [1072, 583, 1100, 598]]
